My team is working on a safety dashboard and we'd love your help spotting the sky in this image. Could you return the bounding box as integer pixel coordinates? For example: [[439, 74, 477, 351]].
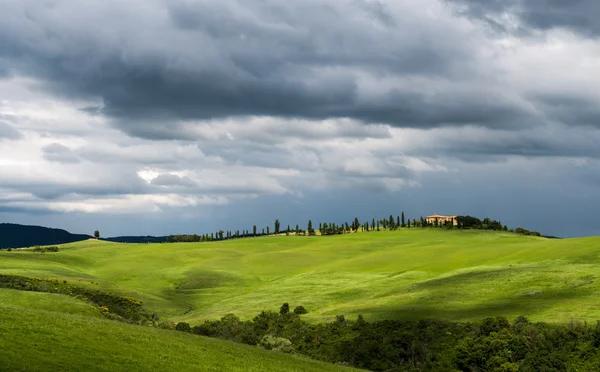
[[1, 0, 600, 238]]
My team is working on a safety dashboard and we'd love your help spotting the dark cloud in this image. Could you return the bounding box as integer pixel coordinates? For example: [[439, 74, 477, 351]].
[[447, 0, 600, 36], [0, 122, 22, 140], [0, 0, 533, 137]]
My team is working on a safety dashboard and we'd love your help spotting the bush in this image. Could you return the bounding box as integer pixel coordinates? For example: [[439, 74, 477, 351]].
[[158, 321, 175, 330], [293, 305, 308, 315], [175, 322, 191, 332], [7, 248, 12, 252], [259, 335, 294, 353], [31, 246, 59, 253], [280, 302, 290, 315]]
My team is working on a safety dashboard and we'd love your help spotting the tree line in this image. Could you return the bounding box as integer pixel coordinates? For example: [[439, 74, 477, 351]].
[[163, 213, 545, 243], [168, 304, 600, 371], [100, 212, 546, 244]]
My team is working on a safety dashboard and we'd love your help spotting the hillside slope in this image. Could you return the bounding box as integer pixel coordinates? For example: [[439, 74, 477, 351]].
[[0, 223, 91, 248], [0, 289, 359, 372], [2, 229, 600, 324]]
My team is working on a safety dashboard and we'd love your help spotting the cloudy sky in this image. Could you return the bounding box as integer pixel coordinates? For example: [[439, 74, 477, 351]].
[[1, 0, 600, 238]]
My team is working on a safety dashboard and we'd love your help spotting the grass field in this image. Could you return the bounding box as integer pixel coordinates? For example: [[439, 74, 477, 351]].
[[2, 229, 600, 324], [0, 289, 359, 372]]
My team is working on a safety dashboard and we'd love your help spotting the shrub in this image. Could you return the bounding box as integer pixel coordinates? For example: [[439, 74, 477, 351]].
[[175, 322, 191, 332], [31, 246, 59, 253], [7, 248, 12, 252], [279, 302, 290, 315], [293, 305, 308, 315], [158, 321, 175, 330], [259, 335, 294, 353]]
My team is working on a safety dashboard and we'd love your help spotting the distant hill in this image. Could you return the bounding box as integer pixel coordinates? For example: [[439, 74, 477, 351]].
[[103, 236, 171, 244], [0, 223, 91, 249]]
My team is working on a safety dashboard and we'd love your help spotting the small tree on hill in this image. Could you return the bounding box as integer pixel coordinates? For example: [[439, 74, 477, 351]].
[[275, 219, 280, 234], [401, 211, 405, 227], [407, 218, 411, 228], [94, 230, 100, 239]]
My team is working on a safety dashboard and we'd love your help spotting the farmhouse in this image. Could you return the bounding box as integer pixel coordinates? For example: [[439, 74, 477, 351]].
[[426, 213, 458, 226]]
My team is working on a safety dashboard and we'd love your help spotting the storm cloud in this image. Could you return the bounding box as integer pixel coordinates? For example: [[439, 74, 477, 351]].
[[1, 1, 600, 237]]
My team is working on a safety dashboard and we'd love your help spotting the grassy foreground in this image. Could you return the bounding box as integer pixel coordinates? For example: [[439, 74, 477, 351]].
[[0, 289, 359, 372], [2, 229, 600, 324]]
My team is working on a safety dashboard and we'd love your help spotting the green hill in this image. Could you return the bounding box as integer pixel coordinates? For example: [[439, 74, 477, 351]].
[[0, 289, 359, 372], [2, 229, 600, 324]]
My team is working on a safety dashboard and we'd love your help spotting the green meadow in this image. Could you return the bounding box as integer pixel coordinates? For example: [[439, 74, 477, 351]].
[[3, 229, 600, 324], [0, 289, 359, 372]]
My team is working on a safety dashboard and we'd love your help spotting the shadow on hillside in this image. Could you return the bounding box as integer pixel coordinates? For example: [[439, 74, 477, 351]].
[[354, 286, 596, 322]]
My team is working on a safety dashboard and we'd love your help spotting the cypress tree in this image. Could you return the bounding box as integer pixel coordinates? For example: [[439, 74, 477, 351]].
[[253, 225, 257, 236], [397, 215, 400, 228], [407, 218, 411, 228], [308, 220, 313, 235], [275, 219, 280, 234], [389, 215, 395, 229], [267, 226, 270, 235], [376, 220, 380, 231], [372, 218, 375, 230], [401, 211, 405, 227]]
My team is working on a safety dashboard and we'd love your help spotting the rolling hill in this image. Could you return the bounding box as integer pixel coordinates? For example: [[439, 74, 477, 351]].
[[0, 223, 91, 249], [0, 288, 359, 372], [2, 228, 600, 324]]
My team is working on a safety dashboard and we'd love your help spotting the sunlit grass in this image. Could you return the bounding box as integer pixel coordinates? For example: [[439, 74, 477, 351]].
[[0, 290, 360, 372], [2, 229, 600, 324]]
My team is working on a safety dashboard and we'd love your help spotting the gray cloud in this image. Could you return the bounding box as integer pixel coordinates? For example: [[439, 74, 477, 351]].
[[41, 143, 80, 163], [0, 122, 22, 140], [0, 0, 535, 137], [447, 0, 600, 36]]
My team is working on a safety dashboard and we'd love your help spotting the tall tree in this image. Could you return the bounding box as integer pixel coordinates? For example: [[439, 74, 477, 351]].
[[389, 215, 395, 229], [308, 220, 313, 234], [295, 224, 299, 234], [397, 215, 401, 228], [372, 218, 375, 230], [401, 211, 405, 227], [94, 230, 100, 239], [407, 218, 411, 228], [267, 226, 270, 235], [275, 219, 280, 234], [253, 225, 257, 236], [376, 220, 380, 231], [262, 228, 265, 235]]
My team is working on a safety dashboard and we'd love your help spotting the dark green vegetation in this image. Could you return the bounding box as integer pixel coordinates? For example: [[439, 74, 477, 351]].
[[0, 289, 360, 372], [0, 223, 90, 249], [0, 274, 153, 323], [175, 307, 600, 371], [31, 246, 59, 253]]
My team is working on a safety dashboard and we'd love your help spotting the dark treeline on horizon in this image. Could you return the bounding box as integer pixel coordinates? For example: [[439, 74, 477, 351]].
[[102, 213, 548, 244]]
